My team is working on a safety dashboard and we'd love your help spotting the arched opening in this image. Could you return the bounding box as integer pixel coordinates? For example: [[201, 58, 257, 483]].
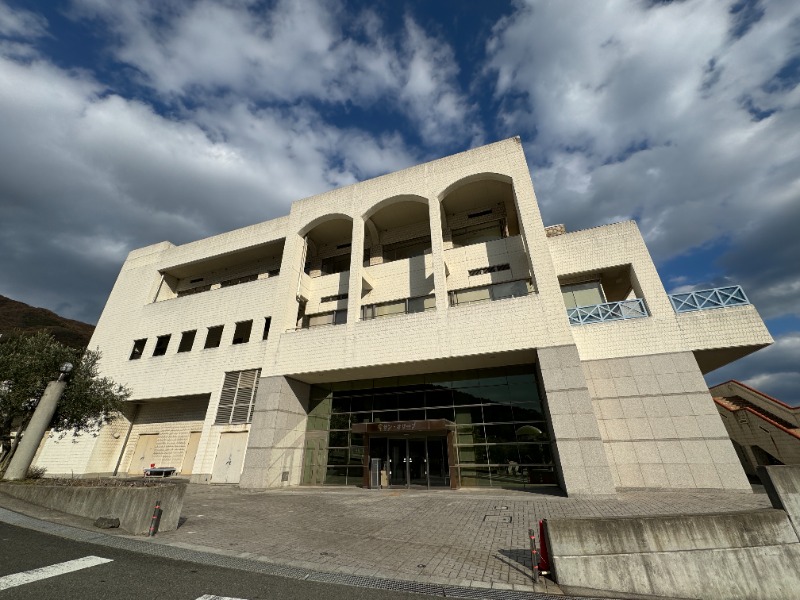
[[363, 196, 431, 266], [440, 176, 519, 249], [302, 217, 353, 278]]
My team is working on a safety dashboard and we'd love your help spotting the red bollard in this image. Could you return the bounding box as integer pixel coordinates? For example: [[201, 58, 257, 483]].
[[528, 527, 540, 582], [538, 519, 550, 574], [148, 499, 162, 537]]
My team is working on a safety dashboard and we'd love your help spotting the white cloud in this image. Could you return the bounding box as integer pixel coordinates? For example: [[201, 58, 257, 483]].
[[69, 0, 478, 145], [0, 2, 48, 38], [0, 13, 418, 322], [708, 332, 800, 405], [485, 0, 800, 288]]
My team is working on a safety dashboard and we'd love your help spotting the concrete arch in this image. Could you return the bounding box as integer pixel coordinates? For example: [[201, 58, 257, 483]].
[[361, 193, 429, 221], [436, 172, 513, 203], [297, 212, 353, 239]]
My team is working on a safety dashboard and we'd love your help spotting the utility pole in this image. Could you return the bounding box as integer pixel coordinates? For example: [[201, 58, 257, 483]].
[[3, 362, 73, 481]]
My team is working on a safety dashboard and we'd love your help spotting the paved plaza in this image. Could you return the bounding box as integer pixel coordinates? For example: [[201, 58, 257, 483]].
[[0, 483, 772, 594]]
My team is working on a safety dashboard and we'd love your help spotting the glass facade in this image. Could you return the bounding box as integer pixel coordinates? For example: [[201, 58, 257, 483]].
[[301, 365, 556, 489]]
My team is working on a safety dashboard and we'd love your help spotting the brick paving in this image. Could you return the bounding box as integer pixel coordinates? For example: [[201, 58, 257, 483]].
[[148, 484, 771, 591]]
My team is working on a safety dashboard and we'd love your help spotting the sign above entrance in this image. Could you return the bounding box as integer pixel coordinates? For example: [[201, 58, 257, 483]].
[[352, 419, 455, 435]]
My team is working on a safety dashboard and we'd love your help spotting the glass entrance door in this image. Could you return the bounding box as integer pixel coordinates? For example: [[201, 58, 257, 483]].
[[384, 437, 448, 489]]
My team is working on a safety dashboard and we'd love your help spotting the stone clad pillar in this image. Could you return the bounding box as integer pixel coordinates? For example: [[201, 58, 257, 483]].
[[538, 345, 616, 495], [239, 376, 310, 489]]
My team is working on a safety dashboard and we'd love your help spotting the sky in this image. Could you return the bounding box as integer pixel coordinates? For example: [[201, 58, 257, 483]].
[[0, 0, 798, 403]]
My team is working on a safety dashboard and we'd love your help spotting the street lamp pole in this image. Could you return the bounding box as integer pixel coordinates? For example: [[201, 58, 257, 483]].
[[2, 362, 74, 481]]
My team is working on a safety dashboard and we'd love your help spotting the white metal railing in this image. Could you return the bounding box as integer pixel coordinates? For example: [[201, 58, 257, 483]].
[[567, 298, 648, 325], [668, 286, 750, 313]]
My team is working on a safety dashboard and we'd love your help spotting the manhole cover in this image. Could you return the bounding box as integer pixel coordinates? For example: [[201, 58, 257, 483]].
[[484, 515, 512, 523]]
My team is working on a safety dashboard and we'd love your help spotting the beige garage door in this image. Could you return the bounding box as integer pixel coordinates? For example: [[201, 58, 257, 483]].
[[211, 432, 249, 484], [127, 434, 158, 476], [181, 431, 202, 475]]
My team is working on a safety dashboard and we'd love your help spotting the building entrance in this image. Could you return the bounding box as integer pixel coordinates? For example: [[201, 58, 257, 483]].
[[384, 436, 449, 488]]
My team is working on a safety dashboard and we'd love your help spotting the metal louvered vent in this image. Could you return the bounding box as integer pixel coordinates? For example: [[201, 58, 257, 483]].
[[215, 369, 261, 425]]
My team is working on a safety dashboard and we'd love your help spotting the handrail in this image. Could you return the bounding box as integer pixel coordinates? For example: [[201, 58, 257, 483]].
[[669, 285, 749, 313], [567, 298, 648, 325]]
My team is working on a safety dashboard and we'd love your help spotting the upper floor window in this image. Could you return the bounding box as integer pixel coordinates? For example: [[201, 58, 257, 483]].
[[382, 235, 431, 262], [451, 221, 504, 248], [301, 309, 347, 329], [177, 330, 196, 353], [561, 281, 605, 309], [449, 279, 532, 306], [204, 325, 224, 349], [362, 294, 435, 320], [262, 317, 272, 340], [152, 334, 171, 356], [129, 339, 146, 360], [232, 320, 253, 344]]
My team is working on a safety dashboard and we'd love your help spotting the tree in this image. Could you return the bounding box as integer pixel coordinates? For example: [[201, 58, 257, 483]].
[[0, 331, 130, 475]]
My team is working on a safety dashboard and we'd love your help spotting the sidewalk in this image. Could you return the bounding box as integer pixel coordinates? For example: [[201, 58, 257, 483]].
[[0, 483, 771, 595]]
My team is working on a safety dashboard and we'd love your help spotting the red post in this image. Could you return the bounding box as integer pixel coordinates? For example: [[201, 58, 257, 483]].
[[538, 519, 550, 574], [148, 499, 162, 537], [528, 527, 539, 582]]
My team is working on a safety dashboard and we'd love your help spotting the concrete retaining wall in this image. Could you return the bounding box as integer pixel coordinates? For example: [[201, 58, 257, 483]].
[[759, 465, 800, 537], [546, 509, 800, 600], [0, 481, 186, 535]]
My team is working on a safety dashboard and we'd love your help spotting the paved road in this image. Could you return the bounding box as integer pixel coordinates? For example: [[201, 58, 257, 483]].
[[0, 522, 443, 600]]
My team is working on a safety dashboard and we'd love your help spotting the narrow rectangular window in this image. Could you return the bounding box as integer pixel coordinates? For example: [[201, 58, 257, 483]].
[[262, 317, 271, 340], [177, 330, 196, 353], [204, 325, 224, 349], [232, 320, 252, 344], [153, 334, 171, 356], [129, 339, 146, 360]]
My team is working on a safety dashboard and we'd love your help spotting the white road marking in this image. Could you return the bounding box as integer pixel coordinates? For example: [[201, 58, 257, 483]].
[[0, 555, 113, 590], [195, 596, 249, 600]]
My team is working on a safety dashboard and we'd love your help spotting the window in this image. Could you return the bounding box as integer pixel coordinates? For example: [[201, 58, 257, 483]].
[[362, 294, 436, 320], [321, 293, 348, 303], [177, 330, 196, 353], [129, 339, 146, 360], [215, 369, 261, 425], [468, 263, 510, 277], [561, 281, 605, 309], [451, 221, 504, 248], [220, 273, 258, 288], [382, 236, 431, 262], [449, 280, 532, 306], [320, 254, 351, 275], [302, 309, 347, 328], [204, 325, 224, 349], [177, 284, 211, 297], [153, 334, 171, 356], [262, 317, 272, 340], [232, 320, 252, 344]]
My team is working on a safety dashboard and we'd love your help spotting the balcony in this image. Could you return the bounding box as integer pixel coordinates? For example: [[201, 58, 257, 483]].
[[567, 298, 648, 325], [668, 286, 750, 313]]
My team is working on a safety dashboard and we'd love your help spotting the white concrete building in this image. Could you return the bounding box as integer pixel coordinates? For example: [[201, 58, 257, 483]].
[[34, 138, 773, 495]]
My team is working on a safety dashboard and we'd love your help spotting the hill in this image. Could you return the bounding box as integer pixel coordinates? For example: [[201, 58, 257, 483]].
[[0, 295, 94, 348]]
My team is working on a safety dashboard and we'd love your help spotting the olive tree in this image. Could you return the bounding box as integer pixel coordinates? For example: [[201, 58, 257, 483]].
[[0, 332, 130, 474]]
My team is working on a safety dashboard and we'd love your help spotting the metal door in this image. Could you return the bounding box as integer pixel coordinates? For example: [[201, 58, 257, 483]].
[[211, 432, 249, 484], [127, 434, 158, 476], [181, 431, 202, 475]]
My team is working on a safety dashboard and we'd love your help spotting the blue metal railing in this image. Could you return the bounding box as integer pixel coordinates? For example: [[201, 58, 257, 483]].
[[668, 285, 750, 313], [567, 298, 648, 325]]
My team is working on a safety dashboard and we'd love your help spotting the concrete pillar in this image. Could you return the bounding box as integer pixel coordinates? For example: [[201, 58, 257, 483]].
[[346, 216, 366, 326], [239, 375, 310, 489], [538, 345, 616, 495], [428, 197, 449, 314], [3, 380, 66, 481]]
